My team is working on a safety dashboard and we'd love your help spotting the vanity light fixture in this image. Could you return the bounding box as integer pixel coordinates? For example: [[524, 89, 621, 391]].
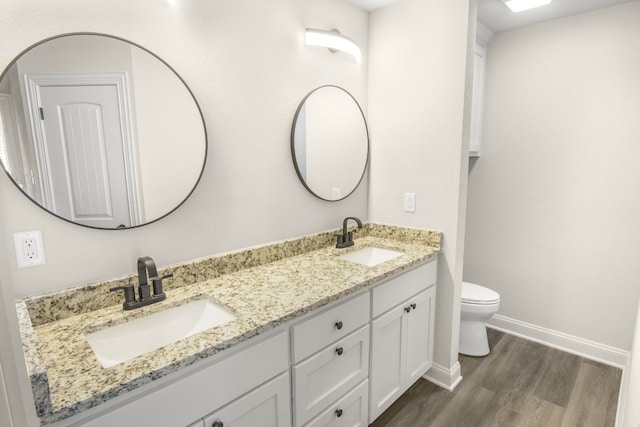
[[503, 0, 551, 12], [305, 28, 362, 63]]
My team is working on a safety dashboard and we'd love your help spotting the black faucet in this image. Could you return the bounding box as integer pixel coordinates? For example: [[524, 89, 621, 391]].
[[336, 217, 363, 248], [110, 256, 173, 310]]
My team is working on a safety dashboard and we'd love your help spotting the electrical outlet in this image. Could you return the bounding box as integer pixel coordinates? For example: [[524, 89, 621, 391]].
[[13, 230, 46, 268], [404, 192, 416, 213]]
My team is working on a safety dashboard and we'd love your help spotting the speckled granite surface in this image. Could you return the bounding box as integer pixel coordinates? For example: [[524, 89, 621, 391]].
[[16, 224, 441, 425]]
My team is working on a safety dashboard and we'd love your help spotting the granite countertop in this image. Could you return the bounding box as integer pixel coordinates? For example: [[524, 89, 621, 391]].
[[16, 224, 441, 424]]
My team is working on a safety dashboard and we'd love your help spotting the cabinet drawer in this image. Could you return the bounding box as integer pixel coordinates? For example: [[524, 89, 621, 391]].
[[293, 326, 369, 427], [293, 292, 369, 362], [304, 380, 368, 427], [371, 259, 437, 318]]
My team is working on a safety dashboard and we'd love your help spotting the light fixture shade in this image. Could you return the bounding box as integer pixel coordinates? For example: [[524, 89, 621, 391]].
[[504, 0, 551, 12], [305, 28, 362, 63]]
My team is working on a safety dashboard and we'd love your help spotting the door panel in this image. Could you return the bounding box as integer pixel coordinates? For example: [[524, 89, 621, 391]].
[[369, 305, 404, 422], [39, 84, 132, 228], [405, 288, 435, 383]]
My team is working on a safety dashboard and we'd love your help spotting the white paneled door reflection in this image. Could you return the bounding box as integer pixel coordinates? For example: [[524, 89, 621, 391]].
[[39, 84, 133, 228]]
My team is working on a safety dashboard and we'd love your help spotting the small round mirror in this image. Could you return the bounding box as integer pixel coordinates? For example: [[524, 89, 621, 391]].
[[291, 86, 369, 201], [0, 33, 207, 229]]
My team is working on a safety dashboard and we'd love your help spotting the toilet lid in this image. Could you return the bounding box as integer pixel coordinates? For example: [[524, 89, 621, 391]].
[[462, 282, 500, 304]]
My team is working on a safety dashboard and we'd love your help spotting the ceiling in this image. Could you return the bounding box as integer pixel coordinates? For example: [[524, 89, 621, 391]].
[[477, 0, 633, 32], [349, 0, 634, 33]]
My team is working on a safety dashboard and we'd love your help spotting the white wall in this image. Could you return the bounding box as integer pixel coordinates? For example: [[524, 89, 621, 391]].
[[368, 0, 475, 384], [0, 0, 369, 298], [465, 1, 640, 352]]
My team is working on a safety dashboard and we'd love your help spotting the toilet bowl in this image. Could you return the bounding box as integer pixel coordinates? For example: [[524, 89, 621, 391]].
[[459, 281, 500, 356]]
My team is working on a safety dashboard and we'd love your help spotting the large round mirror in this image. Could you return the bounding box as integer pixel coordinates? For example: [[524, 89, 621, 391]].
[[291, 85, 368, 201], [0, 33, 206, 229]]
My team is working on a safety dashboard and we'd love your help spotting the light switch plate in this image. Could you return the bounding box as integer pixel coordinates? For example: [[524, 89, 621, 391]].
[[13, 230, 46, 268]]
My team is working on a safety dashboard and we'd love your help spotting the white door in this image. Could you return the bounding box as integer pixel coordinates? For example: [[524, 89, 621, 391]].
[[39, 84, 132, 228]]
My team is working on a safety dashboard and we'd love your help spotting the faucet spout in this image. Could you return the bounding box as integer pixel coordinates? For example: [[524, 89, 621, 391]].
[[137, 256, 158, 300], [342, 217, 363, 236], [336, 217, 363, 248]]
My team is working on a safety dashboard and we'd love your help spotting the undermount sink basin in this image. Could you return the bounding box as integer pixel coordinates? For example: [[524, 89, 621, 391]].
[[338, 247, 403, 267], [86, 299, 236, 368]]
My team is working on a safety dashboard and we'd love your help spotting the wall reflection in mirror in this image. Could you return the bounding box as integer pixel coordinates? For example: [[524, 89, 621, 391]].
[[291, 85, 368, 201], [0, 33, 207, 229]]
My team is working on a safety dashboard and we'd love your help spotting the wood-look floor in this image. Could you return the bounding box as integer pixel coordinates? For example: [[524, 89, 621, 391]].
[[370, 329, 622, 427]]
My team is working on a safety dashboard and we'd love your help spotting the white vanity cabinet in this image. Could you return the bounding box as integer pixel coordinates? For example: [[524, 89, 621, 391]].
[[291, 292, 370, 427], [368, 261, 437, 423]]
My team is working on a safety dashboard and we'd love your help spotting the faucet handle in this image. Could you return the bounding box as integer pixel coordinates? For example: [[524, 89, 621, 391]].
[[149, 273, 173, 297], [110, 284, 137, 308]]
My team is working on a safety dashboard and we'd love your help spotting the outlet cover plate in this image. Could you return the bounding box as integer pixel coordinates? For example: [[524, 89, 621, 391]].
[[404, 192, 416, 212], [13, 230, 46, 268]]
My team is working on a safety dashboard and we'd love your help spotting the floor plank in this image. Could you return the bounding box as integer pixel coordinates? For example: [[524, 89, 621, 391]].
[[370, 330, 622, 427], [561, 360, 622, 427], [533, 347, 581, 407]]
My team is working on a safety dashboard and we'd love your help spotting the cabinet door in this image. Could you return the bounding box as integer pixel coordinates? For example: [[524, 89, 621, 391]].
[[203, 372, 291, 427], [405, 287, 436, 384], [369, 304, 405, 422]]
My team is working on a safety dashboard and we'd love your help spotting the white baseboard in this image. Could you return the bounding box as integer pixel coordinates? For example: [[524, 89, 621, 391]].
[[487, 314, 629, 369], [423, 361, 462, 391]]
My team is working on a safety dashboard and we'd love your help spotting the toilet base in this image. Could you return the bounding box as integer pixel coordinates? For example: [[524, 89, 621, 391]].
[[459, 319, 490, 356]]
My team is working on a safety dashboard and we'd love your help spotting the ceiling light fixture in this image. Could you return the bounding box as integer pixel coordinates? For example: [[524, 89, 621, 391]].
[[503, 0, 552, 13], [305, 28, 362, 63]]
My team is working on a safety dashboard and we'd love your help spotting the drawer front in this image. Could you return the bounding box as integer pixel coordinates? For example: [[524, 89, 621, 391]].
[[304, 380, 369, 427], [293, 326, 370, 427], [293, 292, 369, 363], [203, 372, 291, 427], [371, 258, 437, 318]]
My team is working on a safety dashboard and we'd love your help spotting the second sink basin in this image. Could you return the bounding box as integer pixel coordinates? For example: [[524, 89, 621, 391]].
[[86, 299, 236, 368], [338, 247, 403, 267]]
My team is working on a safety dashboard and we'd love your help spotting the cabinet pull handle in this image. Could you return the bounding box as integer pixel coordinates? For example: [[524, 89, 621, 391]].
[[335, 408, 343, 417], [212, 421, 223, 427], [336, 347, 344, 356], [404, 306, 411, 313], [335, 321, 343, 330], [411, 303, 417, 309]]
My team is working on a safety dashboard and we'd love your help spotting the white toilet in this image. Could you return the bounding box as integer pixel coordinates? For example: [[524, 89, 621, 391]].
[[459, 281, 500, 356]]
